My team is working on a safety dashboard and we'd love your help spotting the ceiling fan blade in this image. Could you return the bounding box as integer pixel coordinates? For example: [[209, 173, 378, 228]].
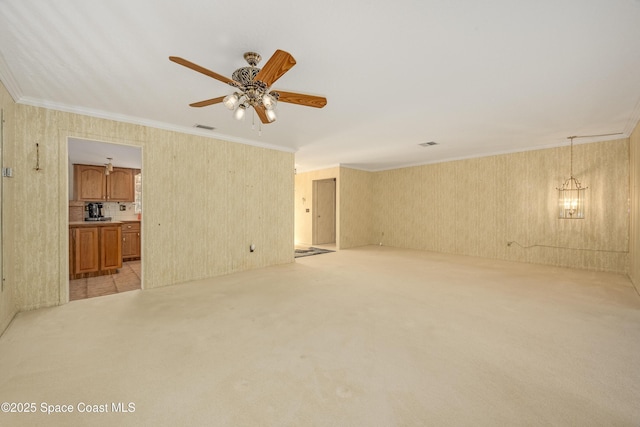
[[189, 96, 225, 108], [169, 56, 236, 86], [274, 90, 327, 108], [254, 50, 296, 87], [254, 105, 272, 124]]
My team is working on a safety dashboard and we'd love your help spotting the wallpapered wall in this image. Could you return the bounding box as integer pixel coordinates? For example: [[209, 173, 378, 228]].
[[0, 81, 294, 320], [339, 167, 375, 249], [373, 139, 629, 273], [297, 137, 631, 274], [630, 122, 640, 289]]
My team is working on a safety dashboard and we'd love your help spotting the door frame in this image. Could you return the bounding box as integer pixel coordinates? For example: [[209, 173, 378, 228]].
[[60, 133, 144, 304]]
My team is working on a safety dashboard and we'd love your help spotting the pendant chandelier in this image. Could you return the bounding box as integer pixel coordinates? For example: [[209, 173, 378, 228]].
[[556, 136, 586, 219], [555, 132, 622, 219]]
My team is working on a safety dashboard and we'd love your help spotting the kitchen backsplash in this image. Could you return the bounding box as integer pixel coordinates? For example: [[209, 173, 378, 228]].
[[102, 202, 139, 221]]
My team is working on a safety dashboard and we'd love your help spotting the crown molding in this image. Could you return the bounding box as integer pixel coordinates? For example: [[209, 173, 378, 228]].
[[15, 96, 297, 154], [340, 136, 631, 173]]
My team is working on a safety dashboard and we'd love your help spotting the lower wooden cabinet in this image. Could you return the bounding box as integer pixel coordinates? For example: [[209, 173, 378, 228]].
[[101, 226, 122, 270], [73, 227, 99, 275], [70, 223, 122, 279], [122, 221, 141, 260]]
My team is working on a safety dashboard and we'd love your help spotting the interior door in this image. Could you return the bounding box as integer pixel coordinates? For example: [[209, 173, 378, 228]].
[[313, 178, 336, 245]]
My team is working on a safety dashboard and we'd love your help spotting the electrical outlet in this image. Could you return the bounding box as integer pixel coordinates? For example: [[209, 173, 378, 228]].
[[119, 204, 126, 211]]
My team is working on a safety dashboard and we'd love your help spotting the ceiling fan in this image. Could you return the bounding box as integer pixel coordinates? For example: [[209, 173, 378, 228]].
[[169, 50, 327, 124]]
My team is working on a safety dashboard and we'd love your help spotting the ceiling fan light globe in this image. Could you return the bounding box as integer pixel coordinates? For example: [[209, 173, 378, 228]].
[[223, 93, 239, 110], [234, 105, 246, 120], [266, 109, 277, 122], [262, 93, 277, 110]]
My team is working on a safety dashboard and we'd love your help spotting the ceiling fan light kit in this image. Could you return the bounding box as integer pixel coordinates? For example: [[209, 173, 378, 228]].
[[223, 93, 240, 110], [169, 49, 327, 130], [234, 104, 247, 121]]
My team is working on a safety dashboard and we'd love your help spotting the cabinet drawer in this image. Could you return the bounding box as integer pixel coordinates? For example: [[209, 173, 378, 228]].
[[122, 222, 140, 232]]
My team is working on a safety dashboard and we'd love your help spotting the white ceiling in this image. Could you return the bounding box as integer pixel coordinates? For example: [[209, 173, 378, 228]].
[[1, 0, 640, 172], [68, 138, 141, 169]]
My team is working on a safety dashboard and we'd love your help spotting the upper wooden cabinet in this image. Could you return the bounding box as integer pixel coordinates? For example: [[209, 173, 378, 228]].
[[74, 165, 106, 201], [74, 164, 134, 202], [107, 168, 134, 202]]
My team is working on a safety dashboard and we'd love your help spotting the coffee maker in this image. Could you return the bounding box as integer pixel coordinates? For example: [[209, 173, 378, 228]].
[[87, 202, 103, 220]]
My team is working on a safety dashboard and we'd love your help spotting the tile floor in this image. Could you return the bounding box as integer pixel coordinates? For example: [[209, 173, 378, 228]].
[[69, 260, 141, 301]]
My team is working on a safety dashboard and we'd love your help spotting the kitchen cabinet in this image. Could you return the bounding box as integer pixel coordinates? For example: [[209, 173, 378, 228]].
[[74, 165, 105, 201], [74, 164, 134, 202], [101, 225, 123, 270], [71, 226, 100, 275], [107, 168, 135, 202], [69, 222, 122, 279], [122, 221, 141, 260]]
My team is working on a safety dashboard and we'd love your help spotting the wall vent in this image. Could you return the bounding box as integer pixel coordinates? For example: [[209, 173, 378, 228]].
[[194, 124, 215, 131], [419, 141, 438, 147]]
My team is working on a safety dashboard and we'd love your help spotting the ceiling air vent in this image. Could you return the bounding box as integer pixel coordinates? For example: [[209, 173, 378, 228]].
[[194, 124, 215, 131], [419, 141, 438, 147]]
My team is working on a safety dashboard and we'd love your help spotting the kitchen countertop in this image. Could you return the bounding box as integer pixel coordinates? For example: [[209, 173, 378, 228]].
[[69, 221, 124, 227], [69, 219, 141, 227]]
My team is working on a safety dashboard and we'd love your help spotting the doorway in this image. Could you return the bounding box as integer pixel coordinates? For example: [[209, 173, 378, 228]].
[[67, 138, 142, 301], [312, 178, 336, 245]]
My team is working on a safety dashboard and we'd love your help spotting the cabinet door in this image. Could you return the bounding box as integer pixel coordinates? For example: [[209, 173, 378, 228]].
[[74, 165, 106, 201], [131, 230, 141, 258], [107, 168, 134, 202], [101, 226, 123, 270], [122, 222, 141, 260], [122, 230, 137, 258], [73, 227, 99, 274]]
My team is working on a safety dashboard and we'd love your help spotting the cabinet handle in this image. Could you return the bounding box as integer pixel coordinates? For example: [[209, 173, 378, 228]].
[[123, 237, 125, 242], [137, 233, 140, 236]]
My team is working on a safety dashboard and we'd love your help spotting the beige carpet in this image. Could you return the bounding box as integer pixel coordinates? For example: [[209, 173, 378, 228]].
[[0, 246, 638, 426]]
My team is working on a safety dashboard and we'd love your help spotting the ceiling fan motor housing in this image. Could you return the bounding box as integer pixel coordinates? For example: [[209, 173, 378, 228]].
[[232, 67, 260, 85]]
